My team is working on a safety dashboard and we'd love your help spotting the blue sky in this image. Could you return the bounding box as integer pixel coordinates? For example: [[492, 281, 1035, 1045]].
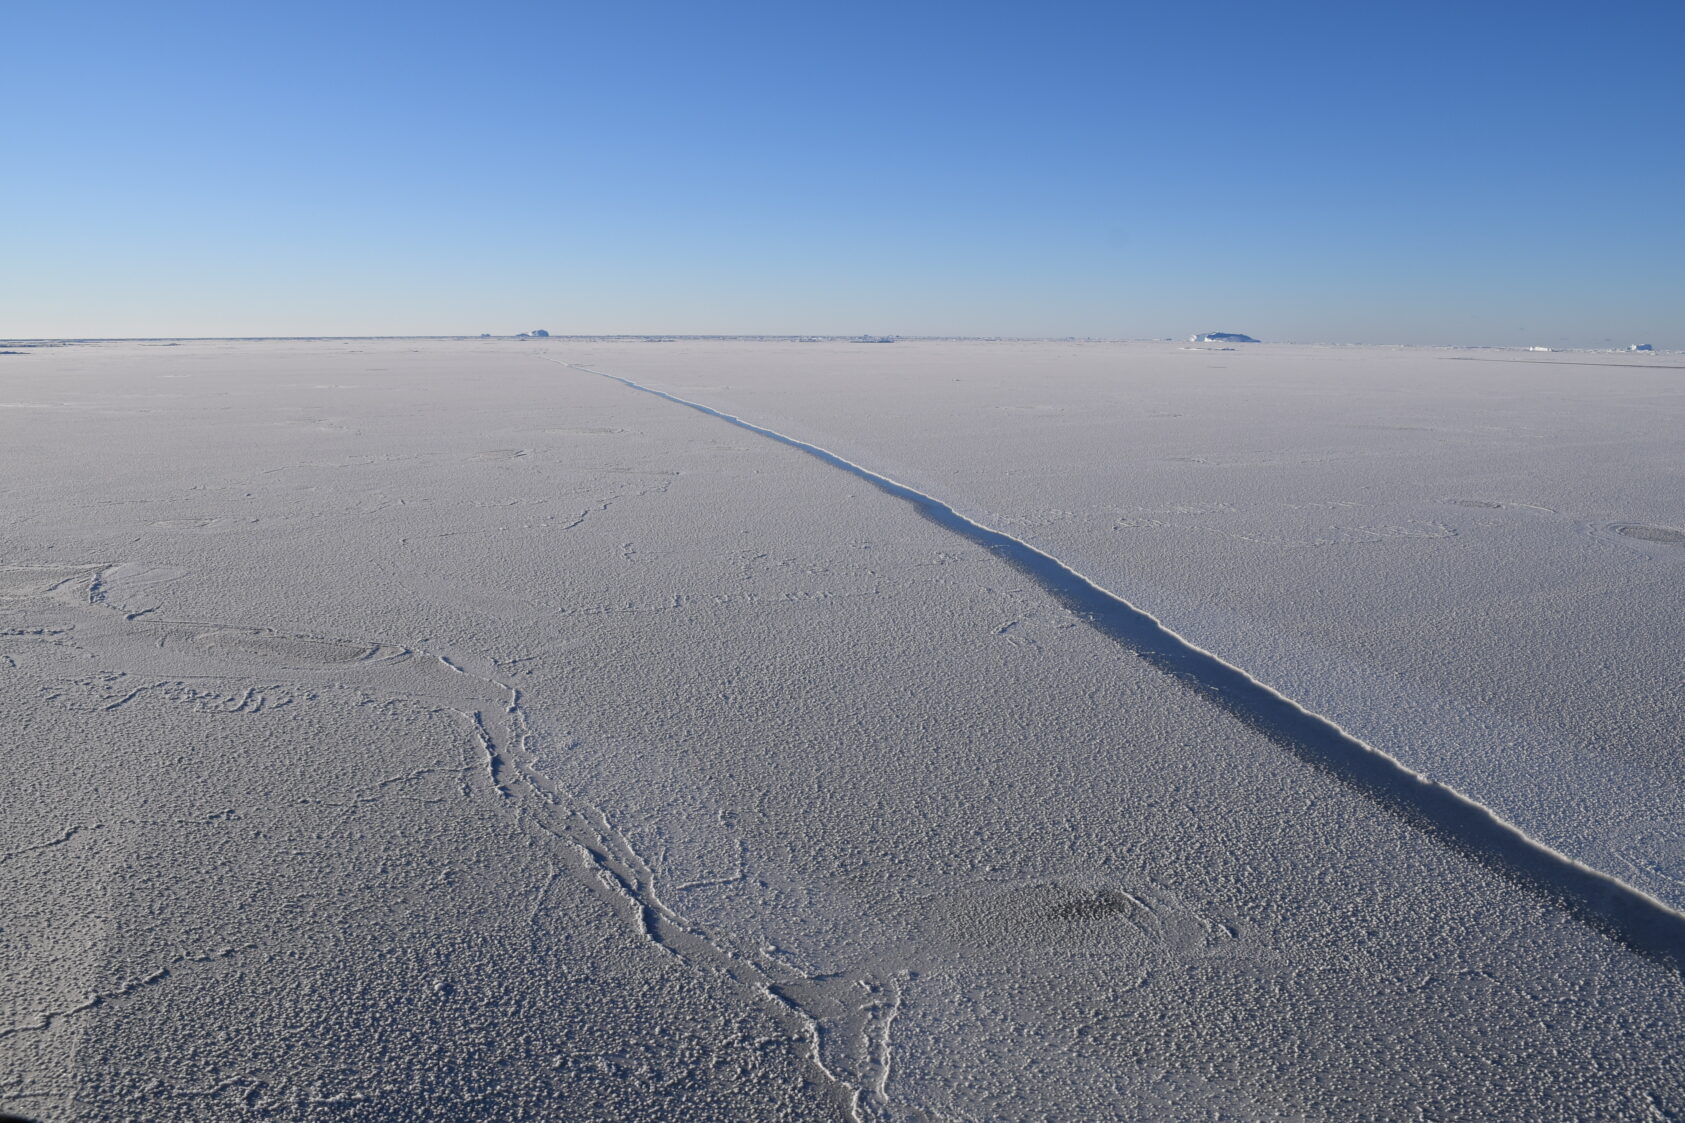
[[5, 0, 1681, 345]]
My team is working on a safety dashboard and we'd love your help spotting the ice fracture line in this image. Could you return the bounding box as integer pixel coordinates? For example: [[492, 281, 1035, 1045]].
[[539, 353, 1685, 972]]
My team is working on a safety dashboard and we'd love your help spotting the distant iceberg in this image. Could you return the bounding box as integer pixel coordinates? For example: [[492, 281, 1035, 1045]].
[[1189, 331, 1259, 343]]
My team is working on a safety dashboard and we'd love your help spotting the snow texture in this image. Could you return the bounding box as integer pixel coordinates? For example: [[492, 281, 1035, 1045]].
[[2, 338, 1682, 1121]]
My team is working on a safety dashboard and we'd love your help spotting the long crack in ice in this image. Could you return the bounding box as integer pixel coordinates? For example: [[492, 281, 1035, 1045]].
[[540, 353, 1685, 974]]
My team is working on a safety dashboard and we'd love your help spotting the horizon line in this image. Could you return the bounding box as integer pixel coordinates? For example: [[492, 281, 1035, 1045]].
[[1, 335, 1673, 353]]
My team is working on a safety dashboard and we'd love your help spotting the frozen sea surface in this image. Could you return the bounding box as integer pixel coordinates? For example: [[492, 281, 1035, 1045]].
[[567, 339, 1685, 914], [1, 339, 1682, 1120]]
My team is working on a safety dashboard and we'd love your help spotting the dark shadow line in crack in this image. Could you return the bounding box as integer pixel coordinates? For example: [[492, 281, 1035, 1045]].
[[540, 354, 1685, 975]]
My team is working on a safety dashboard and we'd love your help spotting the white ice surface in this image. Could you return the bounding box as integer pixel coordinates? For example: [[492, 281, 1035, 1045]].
[[1, 339, 1682, 1121], [566, 338, 1685, 914]]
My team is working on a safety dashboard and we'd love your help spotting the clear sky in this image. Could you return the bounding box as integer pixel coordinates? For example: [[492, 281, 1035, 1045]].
[[5, 0, 1681, 346]]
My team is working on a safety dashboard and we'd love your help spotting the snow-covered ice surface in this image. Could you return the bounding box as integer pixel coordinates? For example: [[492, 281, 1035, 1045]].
[[569, 339, 1685, 914], [2, 338, 1682, 1121]]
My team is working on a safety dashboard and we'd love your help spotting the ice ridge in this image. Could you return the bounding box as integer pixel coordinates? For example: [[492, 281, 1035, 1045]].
[[540, 354, 1685, 972]]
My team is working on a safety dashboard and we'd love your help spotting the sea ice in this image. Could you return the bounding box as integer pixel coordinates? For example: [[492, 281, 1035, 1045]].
[[1, 338, 1681, 1121]]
